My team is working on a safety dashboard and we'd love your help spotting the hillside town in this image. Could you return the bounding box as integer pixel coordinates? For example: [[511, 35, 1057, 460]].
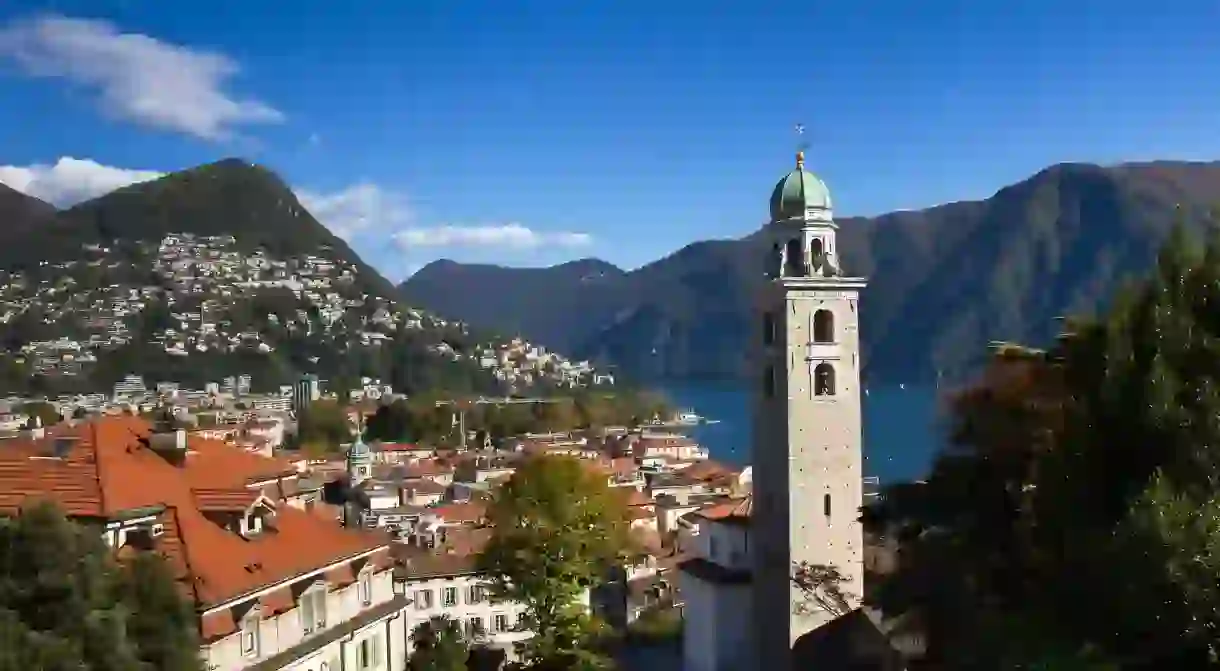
[[0, 234, 607, 390], [0, 386, 745, 669]]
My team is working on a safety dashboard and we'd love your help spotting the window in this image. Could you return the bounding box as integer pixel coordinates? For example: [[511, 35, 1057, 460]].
[[494, 613, 509, 633], [814, 363, 836, 396], [358, 571, 373, 606], [762, 311, 776, 346], [785, 239, 804, 277], [763, 365, 775, 398], [443, 586, 458, 607], [466, 617, 484, 638], [813, 309, 834, 344], [241, 616, 260, 658], [301, 592, 329, 634], [824, 493, 832, 519], [810, 238, 824, 268], [415, 589, 433, 610], [355, 636, 383, 669], [466, 584, 484, 604], [517, 612, 529, 629]]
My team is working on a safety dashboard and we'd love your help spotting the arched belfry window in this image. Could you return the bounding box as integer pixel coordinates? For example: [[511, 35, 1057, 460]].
[[814, 363, 836, 396], [813, 309, 834, 344], [785, 239, 804, 277], [762, 311, 776, 346], [810, 238, 824, 272]]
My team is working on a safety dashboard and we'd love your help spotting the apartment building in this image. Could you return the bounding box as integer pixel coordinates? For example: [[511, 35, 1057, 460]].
[[0, 416, 415, 671]]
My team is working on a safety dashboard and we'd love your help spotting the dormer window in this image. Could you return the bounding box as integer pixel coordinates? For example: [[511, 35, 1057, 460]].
[[240, 612, 261, 658], [300, 586, 328, 634]]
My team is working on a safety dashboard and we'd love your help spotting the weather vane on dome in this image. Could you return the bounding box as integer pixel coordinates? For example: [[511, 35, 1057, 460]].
[[794, 123, 809, 165]]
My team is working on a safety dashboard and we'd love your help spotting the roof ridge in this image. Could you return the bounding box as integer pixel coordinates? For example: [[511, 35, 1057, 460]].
[[166, 505, 204, 607], [91, 421, 107, 515]]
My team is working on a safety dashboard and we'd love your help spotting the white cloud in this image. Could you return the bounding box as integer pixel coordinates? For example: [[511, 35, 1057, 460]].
[[0, 156, 161, 206], [0, 14, 283, 140], [0, 157, 594, 280], [393, 224, 593, 250], [296, 183, 411, 241]]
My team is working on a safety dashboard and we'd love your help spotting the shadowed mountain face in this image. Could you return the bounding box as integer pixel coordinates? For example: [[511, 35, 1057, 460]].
[[400, 161, 1220, 383], [0, 183, 56, 238]]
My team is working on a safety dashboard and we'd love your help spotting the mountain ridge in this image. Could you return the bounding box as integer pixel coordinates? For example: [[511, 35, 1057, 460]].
[[399, 159, 1220, 382], [0, 159, 541, 395]]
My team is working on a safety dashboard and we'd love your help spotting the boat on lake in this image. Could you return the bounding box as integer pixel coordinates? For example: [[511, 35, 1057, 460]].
[[649, 409, 721, 427]]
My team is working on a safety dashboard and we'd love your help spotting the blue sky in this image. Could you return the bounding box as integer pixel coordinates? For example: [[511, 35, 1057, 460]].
[[0, 0, 1217, 281]]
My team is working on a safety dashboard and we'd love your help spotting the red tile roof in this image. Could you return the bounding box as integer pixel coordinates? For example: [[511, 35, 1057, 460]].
[[430, 500, 486, 525], [0, 416, 390, 609], [402, 459, 454, 479], [696, 496, 753, 523]]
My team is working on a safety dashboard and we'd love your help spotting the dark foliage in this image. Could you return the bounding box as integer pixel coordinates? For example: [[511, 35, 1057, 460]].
[[868, 224, 1220, 669], [0, 501, 202, 671]]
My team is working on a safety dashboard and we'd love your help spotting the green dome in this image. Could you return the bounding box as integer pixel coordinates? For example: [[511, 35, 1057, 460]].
[[769, 154, 832, 222], [347, 435, 370, 461]]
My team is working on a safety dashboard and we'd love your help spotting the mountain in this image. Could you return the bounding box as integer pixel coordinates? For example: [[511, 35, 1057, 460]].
[[0, 159, 590, 395], [0, 183, 55, 237], [0, 158, 398, 300], [399, 258, 627, 345], [399, 160, 1220, 383]]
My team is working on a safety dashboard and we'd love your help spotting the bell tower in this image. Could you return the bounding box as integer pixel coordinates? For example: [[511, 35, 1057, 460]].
[[752, 150, 866, 668]]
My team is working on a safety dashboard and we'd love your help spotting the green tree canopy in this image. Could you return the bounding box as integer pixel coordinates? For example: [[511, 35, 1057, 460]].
[[0, 501, 202, 671], [407, 615, 471, 671], [476, 455, 632, 670], [16, 401, 60, 428], [296, 398, 352, 448]]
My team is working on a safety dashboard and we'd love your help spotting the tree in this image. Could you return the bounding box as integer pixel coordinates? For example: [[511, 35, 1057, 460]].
[[868, 225, 1220, 669], [296, 399, 352, 447], [407, 616, 470, 671], [0, 501, 202, 671], [16, 401, 60, 428], [365, 400, 418, 443], [477, 455, 633, 670]]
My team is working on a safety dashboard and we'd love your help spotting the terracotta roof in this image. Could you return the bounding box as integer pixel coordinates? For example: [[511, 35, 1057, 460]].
[[695, 496, 752, 524], [0, 416, 390, 609], [608, 457, 638, 476], [193, 488, 262, 512], [430, 500, 486, 525], [402, 459, 454, 479], [392, 527, 492, 579], [372, 442, 424, 453], [621, 488, 652, 508], [403, 478, 447, 496], [681, 459, 733, 481]]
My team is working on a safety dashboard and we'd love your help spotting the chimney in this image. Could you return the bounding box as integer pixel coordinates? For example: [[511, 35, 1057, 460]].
[[148, 428, 188, 465]]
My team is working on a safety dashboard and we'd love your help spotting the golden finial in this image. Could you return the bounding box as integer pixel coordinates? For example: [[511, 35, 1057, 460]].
[[796, 150, 805, 167]]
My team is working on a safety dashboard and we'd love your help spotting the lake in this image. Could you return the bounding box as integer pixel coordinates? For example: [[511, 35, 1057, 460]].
[[660, 382, 945, 484]]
